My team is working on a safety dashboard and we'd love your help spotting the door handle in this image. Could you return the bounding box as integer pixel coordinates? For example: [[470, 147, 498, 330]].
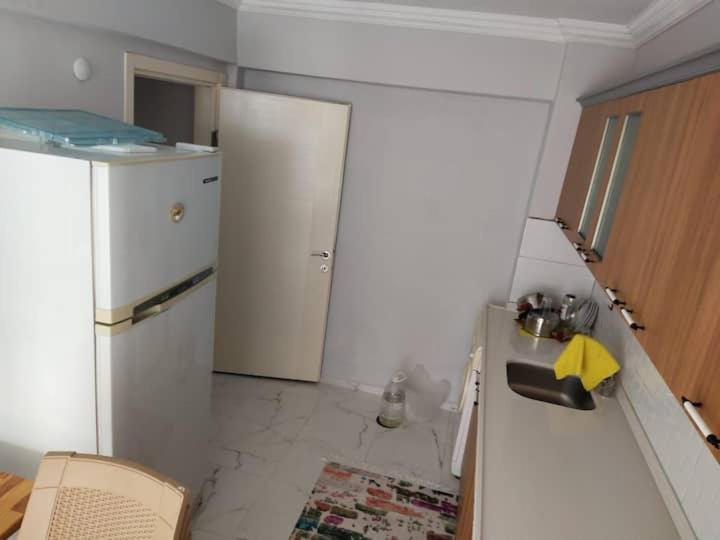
[[311, 250, 331, 260]]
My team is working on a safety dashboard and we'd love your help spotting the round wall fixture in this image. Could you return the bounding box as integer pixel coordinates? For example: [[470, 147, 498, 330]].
[[73, 57, 92, 81]]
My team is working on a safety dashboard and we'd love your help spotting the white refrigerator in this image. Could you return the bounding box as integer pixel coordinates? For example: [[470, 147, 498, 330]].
[[0, 137, 221, 497]]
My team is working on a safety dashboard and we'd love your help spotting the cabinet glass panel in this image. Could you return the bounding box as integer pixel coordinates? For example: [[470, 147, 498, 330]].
[[592, 112, 642, 259], [578, 116, 618, 239]]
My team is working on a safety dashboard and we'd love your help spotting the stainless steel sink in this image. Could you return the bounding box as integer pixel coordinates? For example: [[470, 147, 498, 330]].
[[507, 361, 595, 410]]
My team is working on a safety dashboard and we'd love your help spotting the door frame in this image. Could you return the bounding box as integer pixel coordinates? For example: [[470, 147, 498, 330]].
[[123, 52, 225, 145]]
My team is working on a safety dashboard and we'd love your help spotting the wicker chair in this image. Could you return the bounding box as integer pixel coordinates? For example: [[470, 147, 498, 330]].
[[18, 452, 190, 540]]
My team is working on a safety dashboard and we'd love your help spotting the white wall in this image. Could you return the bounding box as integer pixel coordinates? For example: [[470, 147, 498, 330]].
[[0, 9, 226, 120], [237, 12, 565, 100], [243, 70, 549, 403], [0, 0, 236, 62], [633, 0, 720, 76], [528, 43, 636, 218], [236, 11, 637, 216], [233, 10, 647, 222]]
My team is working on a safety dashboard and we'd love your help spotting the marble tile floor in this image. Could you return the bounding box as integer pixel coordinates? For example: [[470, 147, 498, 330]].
[[192, 374, 460, 540]]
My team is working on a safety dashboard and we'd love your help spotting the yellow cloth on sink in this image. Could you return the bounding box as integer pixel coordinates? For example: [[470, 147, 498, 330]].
[[554, 334, 620, 391]]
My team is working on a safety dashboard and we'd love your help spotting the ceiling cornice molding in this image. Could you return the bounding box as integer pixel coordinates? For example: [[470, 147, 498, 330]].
[[238, 0, 634, 46], [234, 0, 709, 49], [629, 0, 711, 45], [558, 18, 635, 48]]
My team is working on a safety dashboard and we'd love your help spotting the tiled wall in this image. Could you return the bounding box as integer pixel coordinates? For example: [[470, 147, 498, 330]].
[[509, 218, 595, 304], [511, 217, 720, 540]]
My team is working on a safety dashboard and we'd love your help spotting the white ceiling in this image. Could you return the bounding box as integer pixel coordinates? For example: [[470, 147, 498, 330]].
[[345, 0, 655, 24]]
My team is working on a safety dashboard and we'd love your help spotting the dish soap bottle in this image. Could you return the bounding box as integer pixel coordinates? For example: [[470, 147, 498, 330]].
[[377, 371, 407, 428]]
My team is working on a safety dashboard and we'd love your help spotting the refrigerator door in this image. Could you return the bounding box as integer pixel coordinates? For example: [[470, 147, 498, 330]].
[[95, 279, 216, 496], [93, 154, 220, 320]]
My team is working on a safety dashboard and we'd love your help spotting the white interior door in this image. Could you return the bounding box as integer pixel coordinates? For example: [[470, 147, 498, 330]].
[[214, 88, 350, 381]]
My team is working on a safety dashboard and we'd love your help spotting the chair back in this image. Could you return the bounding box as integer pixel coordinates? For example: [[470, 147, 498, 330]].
[[18, 452, 189, 540]]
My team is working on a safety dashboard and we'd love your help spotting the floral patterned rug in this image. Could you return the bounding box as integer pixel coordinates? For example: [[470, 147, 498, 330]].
[[290, 462, 458, 540]]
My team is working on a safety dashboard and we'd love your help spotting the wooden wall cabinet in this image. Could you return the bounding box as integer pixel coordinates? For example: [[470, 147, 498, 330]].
[[555, 71, 720, 459]]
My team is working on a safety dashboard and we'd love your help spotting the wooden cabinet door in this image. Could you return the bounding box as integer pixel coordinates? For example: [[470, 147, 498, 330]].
[[555, 102, 620, 245], [588, 82, 701, 291], [596, 78, 706, 381], [672, 254, 720, 461], [639, 72, 720, 461], [577, 93, 641, 281], [456, 404, 478, 538]]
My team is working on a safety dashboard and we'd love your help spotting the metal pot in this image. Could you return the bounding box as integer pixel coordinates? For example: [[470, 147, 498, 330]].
[[523, 308, 560, 338]]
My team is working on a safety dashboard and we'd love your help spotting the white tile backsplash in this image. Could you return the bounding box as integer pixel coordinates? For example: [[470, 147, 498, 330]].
[[510, 218, 595, 304], [519, 218, 586, 266], [510, 256, 595, 304], [511, 217, 720, 539]]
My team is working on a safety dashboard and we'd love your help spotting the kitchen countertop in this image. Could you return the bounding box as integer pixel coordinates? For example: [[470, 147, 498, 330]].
[[477, 306, 679, 540]]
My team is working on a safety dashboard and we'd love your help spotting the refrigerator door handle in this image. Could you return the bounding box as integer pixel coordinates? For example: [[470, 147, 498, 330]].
[[131, 267, 215, 325], [95, 267, 216, 337], [132, 302, 170, 324]]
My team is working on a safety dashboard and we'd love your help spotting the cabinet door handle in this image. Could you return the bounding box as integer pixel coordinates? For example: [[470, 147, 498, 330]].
[[682, 397, 720, 449], [604, 287, 626, 310], [620, 307, 645, 331]]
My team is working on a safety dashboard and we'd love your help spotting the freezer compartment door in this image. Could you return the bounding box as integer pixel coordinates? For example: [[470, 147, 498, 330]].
[[93, 155, 220, 317], [96, 280, 216, 496]]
